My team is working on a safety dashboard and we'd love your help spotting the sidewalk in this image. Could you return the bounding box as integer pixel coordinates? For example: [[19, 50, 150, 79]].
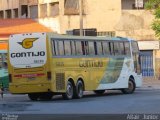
[[140, 76, 160, 90]]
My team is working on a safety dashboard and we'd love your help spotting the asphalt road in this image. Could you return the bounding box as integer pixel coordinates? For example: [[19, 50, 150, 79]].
[[0, 89, 160, 115]]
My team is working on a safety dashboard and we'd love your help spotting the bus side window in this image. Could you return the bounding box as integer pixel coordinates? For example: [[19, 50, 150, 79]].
[[75, 41, 83, 55], [94, 42, 98, 55], [85, 41, 89, 55], [109, 42, 114, 55], [58, 40, 65, 56], [119, 42, 125, 55], [81, 41, 85, 55], [51, 40, 57, 56], [64, 40, 71, 56], [124, 42, 130, 56], [131, 41, 139, 53], [114, 42, 120, 55], [88, 41, 95, 55], [96, 42, 103, 55], [53, 40, 59, 55], [102, 42, 110, 56], [71, 41, 76, 55]]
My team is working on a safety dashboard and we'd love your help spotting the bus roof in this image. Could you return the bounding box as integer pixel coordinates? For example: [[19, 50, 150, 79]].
[[47, 33, 135, 42]]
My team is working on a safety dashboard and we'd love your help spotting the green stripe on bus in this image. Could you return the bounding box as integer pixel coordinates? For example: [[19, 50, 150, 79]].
[[100, 58, 124, 84]]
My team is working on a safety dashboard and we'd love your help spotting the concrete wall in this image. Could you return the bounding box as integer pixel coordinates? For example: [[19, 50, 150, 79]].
[[58, 0, 122, 34], [115, 10, 157, 40], [37, 0, 60, 32], [0, 0, 157, 41], [0, 0, 19, 10]]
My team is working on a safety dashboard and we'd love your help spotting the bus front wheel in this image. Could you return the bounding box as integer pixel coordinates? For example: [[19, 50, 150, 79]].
[[62, 81, 74, 100], [121, 79, 135, 94]]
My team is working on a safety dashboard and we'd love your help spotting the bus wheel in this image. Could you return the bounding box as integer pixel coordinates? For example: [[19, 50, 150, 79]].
[[94, 90, 105, 95], [39, 93, 54, 100], [121, 79, 135, 94], [75, 80, 84, 99], [62, 81, 74, 100], [28, 93, 39, 101]]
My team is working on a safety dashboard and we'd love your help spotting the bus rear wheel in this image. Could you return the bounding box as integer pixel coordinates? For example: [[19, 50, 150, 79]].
[[62, 81, 74, 100], [94, 90, 105, 95], [28, 93, 39, 101], [121, 79, 135, 94], [75, 80, 84, 99]]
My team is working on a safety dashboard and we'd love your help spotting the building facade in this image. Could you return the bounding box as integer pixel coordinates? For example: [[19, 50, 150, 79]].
[[0, 0, 160, 77]]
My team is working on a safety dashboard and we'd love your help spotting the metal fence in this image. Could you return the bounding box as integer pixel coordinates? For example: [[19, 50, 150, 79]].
[[140, 51, 154, 76]]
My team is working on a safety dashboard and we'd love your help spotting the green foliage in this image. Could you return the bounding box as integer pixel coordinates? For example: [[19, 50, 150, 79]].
[[154, 8, 160, 18], [152, 20, 160, 37], [145, 0, 160, 39]]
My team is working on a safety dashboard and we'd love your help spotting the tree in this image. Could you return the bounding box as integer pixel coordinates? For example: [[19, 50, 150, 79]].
[[145, 0, 160, 39]]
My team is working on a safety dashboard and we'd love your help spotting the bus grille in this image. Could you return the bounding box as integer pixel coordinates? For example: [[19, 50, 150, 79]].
[[56, 73, 65, 90]]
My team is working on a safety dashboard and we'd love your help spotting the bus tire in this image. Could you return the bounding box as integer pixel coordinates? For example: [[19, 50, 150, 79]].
[[28, 93, 39, 101], [121, 79, 135, 94], [62, 81, 74, 100], [94, 90, 105, 95], [75, 80, 84, 99]]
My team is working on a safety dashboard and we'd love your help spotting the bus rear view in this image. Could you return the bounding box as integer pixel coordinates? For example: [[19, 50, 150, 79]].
[[8, 33, 53, 100]]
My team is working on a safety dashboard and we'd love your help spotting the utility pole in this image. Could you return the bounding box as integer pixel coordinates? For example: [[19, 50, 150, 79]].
[[79, 0, 83, 36]]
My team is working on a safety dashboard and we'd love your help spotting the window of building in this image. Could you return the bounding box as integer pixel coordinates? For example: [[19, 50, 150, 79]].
[[97, 31, 116, 37], [50, 2, 59, 17], [30, 5, 38, 19], [40, 4, 47, 18], [13, 8, 18, 18], [21, 5, 28, 18], [5, 9, 11, 18], [121, 0, 148, 10], [64, 0, 79, 15], [0, 11, 4, 19]]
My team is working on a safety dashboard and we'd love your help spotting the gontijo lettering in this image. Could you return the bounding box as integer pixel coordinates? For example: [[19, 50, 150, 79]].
[[10, 51, 45, 58], [79, 60, 103, 67]]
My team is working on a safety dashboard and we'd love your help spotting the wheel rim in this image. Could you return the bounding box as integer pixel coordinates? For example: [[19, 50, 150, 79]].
[[128, 81, 134, 92], [66, 83, 73, 98], [126, 81, 134, 92], [78, 84, 83, 97]]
